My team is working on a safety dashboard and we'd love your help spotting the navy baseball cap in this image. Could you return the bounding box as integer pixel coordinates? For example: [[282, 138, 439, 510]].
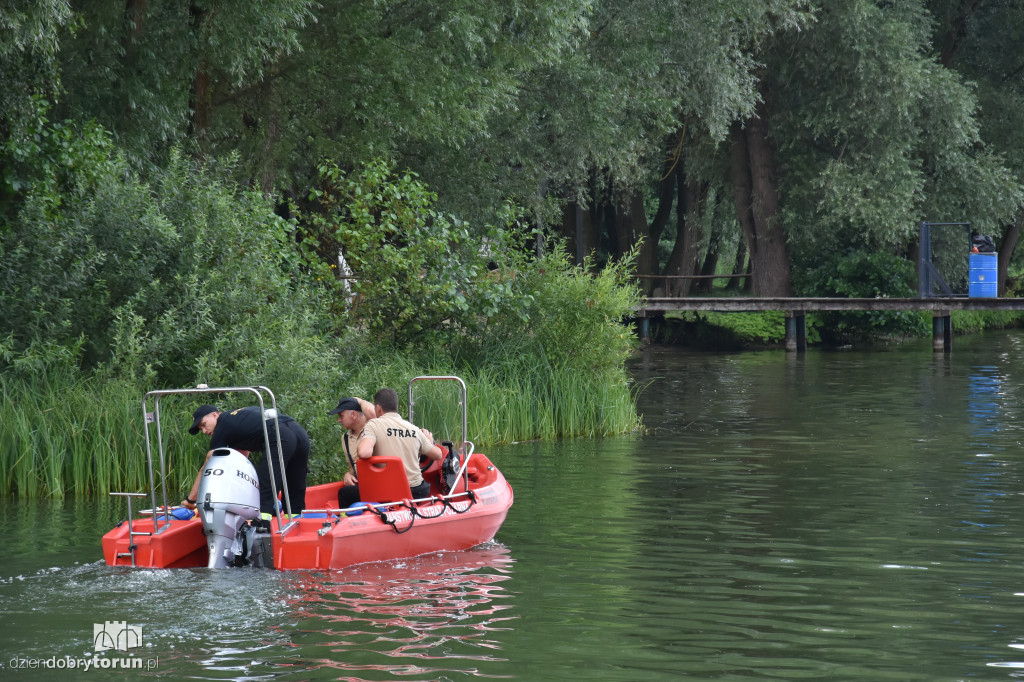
[[328, 397, 361, 415], [188, 404, 219, 435]]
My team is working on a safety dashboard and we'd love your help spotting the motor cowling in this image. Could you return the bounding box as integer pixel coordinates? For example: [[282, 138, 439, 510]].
[[196, 448, 261, 568]]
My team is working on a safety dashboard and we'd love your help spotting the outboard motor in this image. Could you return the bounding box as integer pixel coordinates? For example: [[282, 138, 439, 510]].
[[196, 448, 261, 568]]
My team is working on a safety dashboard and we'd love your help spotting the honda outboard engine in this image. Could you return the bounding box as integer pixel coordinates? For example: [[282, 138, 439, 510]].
[[196, 448, 261, 568]]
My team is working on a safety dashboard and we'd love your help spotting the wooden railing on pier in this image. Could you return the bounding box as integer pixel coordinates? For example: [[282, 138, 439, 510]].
[[634, 296, 1024, 352]]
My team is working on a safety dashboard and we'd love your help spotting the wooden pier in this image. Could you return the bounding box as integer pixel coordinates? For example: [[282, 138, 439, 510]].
[[635, 297, 1024, 352]]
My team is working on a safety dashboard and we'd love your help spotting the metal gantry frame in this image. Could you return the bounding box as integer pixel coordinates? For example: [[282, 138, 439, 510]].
[[125, 385, 294, 536], [918, 221, 972, 298]]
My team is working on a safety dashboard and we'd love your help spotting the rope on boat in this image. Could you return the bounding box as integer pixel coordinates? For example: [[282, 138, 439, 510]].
[[441, 490, 477, 514], [410, 498, 447, 519], [368, 491, 478, 534], [369, 504, 416, 534]]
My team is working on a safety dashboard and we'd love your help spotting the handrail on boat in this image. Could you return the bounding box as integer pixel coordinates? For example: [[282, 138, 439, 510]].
[[119, 377, 481, 557], [140, 385, 295, 536], [108, 492, 148, 567], [408, 376, 473, 494], [299, 490, 478, 516]]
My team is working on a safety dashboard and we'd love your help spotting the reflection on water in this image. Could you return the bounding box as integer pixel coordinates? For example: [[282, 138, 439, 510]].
[[0, 544, 516, 680], [5, 331, 1024, 679], [282, 547, 516, 679]]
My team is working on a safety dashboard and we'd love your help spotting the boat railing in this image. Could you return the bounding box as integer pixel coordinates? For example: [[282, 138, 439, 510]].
[[298, 490, 478, 517], [408, 376, 474, 495], [108, 491, 148, 567], [134, 385, 294, 535], [443, 440, 475, 499]]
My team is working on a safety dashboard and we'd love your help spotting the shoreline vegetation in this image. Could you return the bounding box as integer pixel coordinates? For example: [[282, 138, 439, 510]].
[[0, 358, 641, 500], [5, 4, 1024, 499], [5, 304, 1018, 500], [1, 125, 1019, 502], [0, 156, 643, 499]]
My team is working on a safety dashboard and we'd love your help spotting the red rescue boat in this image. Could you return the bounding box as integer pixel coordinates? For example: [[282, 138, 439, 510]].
[[102, 377, 513, 570]]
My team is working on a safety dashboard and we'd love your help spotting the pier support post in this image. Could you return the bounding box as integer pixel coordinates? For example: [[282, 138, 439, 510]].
[[638, 316, 651, 344], [785, 311, 807, 353], [932, 310, 952, 353]]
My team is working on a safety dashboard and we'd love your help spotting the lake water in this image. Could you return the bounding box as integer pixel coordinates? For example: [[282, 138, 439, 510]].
[[3, 331, 1024, 680]]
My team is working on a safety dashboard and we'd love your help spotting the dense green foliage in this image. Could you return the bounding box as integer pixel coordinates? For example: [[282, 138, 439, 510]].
[[301, 159, 522, 346], [0, 121, 641, 498], [1, 113, 322, 384], [797, 251, 930, 343], [3, 1, 1024, 495]]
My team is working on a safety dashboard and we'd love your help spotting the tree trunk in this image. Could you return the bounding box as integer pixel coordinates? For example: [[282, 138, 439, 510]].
[[627, 190, 656, 281], [726, 240, 748, 291], [663, 170, 704, 296], [647, 161, 677, 276], [998, 210, 1022, 295], [694, 218, 722, 294], [120, 0, 147, 118], [743, 104, 793, 297], [561, 201, 601, 265], [609, 195, 634, 262], [730, 122, 757, 273]]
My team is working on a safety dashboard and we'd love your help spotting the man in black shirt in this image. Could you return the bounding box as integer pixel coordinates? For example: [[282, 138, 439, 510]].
[[181, 404, 310, 515]]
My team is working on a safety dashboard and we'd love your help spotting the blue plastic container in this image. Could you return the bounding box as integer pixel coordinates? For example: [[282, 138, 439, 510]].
[[969, 252, 998, 298], [342, 501, 376, 517], [157, 507, 196, 521]]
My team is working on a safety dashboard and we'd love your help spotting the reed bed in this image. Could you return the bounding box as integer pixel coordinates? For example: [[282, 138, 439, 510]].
[[409, 364, 640, 446], [0, 371, 203, 499], [1, 359, 639, 498]]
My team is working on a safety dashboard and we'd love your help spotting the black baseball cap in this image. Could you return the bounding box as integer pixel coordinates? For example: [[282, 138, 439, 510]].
[[188, 404, 219, 435], [328, 397, 361, 415]]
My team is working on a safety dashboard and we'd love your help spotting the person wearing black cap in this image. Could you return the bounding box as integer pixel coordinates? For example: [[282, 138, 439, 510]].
[[327, 396, 375, 508], [182, 404, 310, 515]]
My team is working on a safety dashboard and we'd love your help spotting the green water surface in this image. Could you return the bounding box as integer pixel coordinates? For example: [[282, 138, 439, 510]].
[[3, 331, 1024, 680]]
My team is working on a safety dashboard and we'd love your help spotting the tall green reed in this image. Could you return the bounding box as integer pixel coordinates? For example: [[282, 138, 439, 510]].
[[1, 349, 640, 498], [0, 371, 205, 499]]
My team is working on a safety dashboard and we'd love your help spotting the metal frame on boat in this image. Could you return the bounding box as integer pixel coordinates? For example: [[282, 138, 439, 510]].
[[102, 377, 513, 570]]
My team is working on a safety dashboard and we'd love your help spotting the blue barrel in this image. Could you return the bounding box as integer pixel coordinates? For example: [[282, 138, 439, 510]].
[[969, 252, 998, 298]]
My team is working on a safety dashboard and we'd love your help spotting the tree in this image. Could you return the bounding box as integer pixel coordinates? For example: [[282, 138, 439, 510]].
[[928, 0, 1024, 293], [0, 1, 71, 223], [728, 0, 1022, 298], [57, 1, 315, 169], [435, 0, 810, 295]]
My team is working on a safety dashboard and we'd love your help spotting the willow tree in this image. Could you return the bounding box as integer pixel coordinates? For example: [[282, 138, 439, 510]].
[[56, 0, 316, 172], [928, 0, 1024, 292], [0, 0, 72, 222], [403, 0, 810, 293]]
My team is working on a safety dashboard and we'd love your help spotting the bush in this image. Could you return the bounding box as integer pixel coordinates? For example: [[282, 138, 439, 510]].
[[461, 248, 640, 373], [1, 114, 332, 385], [0, 147, 644, 497], [798, 251, 928, 343], [301, 159, 518, 348]]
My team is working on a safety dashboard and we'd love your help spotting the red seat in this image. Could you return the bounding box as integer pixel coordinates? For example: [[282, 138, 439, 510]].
[[356, 456, 412, 503]]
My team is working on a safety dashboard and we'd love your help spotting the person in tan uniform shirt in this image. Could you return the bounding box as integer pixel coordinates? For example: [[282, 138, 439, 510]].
[[326, 396, 375, 508], [357, 387, 443, 499]]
